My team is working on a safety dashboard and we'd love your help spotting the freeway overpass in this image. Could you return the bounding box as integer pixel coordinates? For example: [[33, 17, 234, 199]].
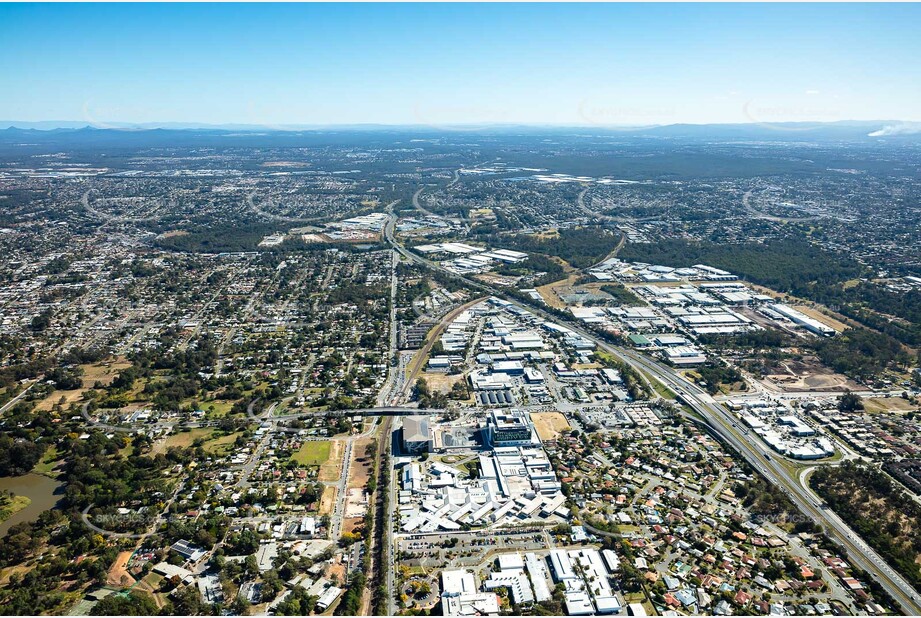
[[268, 406, 442, 422], [82, 398, 442, 435]]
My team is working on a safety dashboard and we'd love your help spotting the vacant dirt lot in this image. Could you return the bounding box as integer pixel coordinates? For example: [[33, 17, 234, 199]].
[[107, 551, 137, 587], [342, 516, 364, 536], [536, 273, 579, 309], [35, 359, 132, 412], [421, 372, 463, 394], [531, 412, 571, 441], [319, 486, 337, 516], [863, 397, 919, 414], [161, 428, 212, 449], [326, 554, 347, 586], [763, 358, 861, 392], [348, 438, 375, 489], [318, 439, 345, 482], [82, 359, 133, 387]]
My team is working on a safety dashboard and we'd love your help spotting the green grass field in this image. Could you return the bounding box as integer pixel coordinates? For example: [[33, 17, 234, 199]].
[[0, 495, 32, 523], [31, 446, 61, 477], [163, 428, 214, 449], [203, 432, 242, 456], [204, 400, 236, 418], [291, 440, 331, 466]]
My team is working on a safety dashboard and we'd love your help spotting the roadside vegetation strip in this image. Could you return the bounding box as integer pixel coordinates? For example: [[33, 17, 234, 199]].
[[582, 520, 623, 539], [335, 422, 388, 616], [810, 461, 921, 594], [648, 375, 677, 400], [368, 417, 393, 615]]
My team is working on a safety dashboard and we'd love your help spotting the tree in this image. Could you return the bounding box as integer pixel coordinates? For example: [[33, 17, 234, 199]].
[[260, 569, 283, 602], [30, 309, 53, 332], [837, 390, 864, 413], [231, 596, 250, 615], [449, 380, 469, 400], [414, 378, 430, 400], [339, 531, 361, 546], [91, 591, 159, 616], [172, 584, 206, 615], [0, 434, 46, 476]]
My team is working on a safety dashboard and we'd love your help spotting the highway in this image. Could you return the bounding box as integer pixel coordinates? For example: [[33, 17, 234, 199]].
[[382, 193, 921, 615], [620, 349, 921, 614], [411, 187, 441, 220]]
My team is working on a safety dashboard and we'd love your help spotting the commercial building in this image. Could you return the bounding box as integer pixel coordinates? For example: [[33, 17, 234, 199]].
[[170, 539, 207, 562], [525, 552, 553, 602], [402, 416, 432, 453], [315, 586, 344, 611], [487, 409, 538, 447], [547, 548, 622, 615], [484, 556, 535, 606], [441, 569, 500, 616], [663, 346, 707, 367]]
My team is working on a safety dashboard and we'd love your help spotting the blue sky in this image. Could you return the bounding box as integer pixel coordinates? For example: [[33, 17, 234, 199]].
[[2, 3, 919, 126]]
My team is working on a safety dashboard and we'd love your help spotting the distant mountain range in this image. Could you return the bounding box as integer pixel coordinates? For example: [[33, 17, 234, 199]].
[[1, 120, 919, 144]]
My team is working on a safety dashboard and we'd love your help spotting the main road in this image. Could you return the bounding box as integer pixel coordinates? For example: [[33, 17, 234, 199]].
[[383, 194, 921, 615]]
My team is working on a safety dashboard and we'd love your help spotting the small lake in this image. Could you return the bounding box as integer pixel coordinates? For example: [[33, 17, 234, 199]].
[[0, 473, 64, 537]]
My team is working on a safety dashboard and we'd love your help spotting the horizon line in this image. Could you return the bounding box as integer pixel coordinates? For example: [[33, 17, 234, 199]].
[[2, 119, 918, 133]]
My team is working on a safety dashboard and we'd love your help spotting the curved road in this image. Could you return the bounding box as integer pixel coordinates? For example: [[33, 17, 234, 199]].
[[742, 188, 820, 223]]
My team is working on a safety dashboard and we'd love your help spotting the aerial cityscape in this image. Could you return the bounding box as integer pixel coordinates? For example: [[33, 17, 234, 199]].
[[1, 2, 921, 617]]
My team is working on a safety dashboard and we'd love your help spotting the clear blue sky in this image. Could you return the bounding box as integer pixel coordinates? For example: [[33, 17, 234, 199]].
[[2, 3, 919, 127]]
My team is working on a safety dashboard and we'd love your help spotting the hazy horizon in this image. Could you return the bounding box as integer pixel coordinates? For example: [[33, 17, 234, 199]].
[[2, 3, 920, 127], [2, 118, 919, 133]]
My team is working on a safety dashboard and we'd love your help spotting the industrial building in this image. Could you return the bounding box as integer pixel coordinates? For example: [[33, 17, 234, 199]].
[[733, 397, 836, 460], [770, 304, 837, 336]]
